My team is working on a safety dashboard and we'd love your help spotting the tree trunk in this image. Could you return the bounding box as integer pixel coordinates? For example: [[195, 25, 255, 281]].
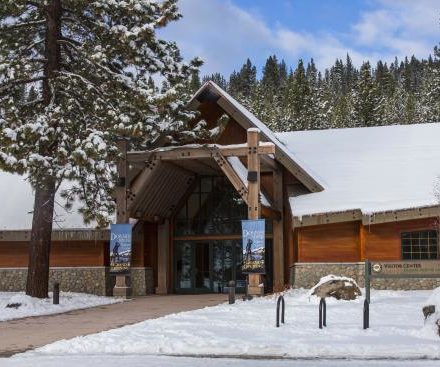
[[26, 0, 61, 298], [26, 177, 56, 298]]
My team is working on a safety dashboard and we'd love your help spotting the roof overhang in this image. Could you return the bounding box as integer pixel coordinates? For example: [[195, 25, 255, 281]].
[[0, 228, 109, 242], [292, 205, 440, 228], [188, 81, 324, 193]]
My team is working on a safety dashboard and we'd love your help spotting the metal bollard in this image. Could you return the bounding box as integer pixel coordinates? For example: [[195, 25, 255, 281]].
[[363, 299, 369, 329], [319, 298, 326, 329], [228, 280, 236, 304], [53, 282, 60, 305], [276, 295, 285, 327]]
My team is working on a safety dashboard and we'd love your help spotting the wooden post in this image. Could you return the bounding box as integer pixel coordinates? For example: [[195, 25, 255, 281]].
[[246, 128, 264, 296], [272, 166, 284, 291], [113, 138, 132, 298], [116, 139, 129, 224]]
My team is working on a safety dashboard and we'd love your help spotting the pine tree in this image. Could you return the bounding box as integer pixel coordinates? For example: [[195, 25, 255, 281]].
[[189, 69, 201, 93], [353, 62, 381, 126], [203, 73, 227, 90], [0, 0, 202, 298]]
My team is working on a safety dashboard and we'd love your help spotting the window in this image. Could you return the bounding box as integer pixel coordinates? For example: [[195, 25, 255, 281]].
[[401, 230, 438, 260]]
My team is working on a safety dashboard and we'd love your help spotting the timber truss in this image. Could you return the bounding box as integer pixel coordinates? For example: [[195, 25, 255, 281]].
[[115, 129, 281, 224]]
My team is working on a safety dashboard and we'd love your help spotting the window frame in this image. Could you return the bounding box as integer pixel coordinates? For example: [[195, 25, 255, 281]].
[[400, 229, 439, 260]]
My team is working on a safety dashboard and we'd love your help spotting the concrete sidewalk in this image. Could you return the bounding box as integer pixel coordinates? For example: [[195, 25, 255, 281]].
[[0, 294, 227, 357]]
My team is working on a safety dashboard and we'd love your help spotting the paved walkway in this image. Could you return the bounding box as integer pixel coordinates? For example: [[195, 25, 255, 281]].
[[0, 294, 227, 357]]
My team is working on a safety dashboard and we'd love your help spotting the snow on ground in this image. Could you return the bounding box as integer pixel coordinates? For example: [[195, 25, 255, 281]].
[[26, 289, 440, 359], [0, 292, 122, 322], [276, 122, 440, 217], [4, 355, 440, 367]]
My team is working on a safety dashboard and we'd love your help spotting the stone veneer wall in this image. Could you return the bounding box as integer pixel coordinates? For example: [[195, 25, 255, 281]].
[[0, 267, 111, 296], [130, 267, 154, 296], [291, 262, 440, 290]]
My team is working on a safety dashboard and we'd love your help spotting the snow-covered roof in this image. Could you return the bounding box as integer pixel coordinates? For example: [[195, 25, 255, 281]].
[[0, 173, 94, 230], [189, 81, 324, 193], [276, 123, 440, 218]]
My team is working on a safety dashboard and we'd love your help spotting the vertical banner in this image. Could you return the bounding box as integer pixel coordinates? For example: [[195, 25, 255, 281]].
[[110, 223, 132, 273], [241, 219, 265, 273]]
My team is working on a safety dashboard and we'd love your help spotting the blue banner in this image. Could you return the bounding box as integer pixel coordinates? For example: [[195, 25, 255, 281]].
[[110, 223, 132, 273], [241, 219, 265, 273]]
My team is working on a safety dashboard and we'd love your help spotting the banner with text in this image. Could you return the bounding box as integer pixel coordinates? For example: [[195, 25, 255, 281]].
[[110, 223, 132, 273], [241, 219, 265, 274]]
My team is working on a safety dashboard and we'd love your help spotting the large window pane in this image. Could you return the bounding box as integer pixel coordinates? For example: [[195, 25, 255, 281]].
[[401, 230, 438, 260]]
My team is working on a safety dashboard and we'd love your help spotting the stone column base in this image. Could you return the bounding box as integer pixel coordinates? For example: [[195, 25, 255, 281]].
[[131, 267, 154, 296]]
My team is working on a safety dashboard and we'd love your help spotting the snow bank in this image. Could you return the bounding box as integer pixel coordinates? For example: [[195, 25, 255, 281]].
[[28, 289, 440, 359], [420, 287, 440, 338], [0, 292, 122, 322]]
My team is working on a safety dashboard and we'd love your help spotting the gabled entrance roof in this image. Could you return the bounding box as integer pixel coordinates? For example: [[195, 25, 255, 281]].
[[188, 81, 324, 193]]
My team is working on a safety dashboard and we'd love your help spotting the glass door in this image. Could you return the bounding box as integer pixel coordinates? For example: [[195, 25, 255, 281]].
[[175, 240, 247, 293]]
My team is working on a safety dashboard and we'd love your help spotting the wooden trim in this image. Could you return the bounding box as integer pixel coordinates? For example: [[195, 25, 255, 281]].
[[0, 229, 109, 242], [127, 143, 275, 163], [174, 234, 274, 241], [293, 205, 440, 228]]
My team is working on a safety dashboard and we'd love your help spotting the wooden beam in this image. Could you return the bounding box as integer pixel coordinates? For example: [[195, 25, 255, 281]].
[[127, 160, 160, 213], [126, 142, 275, 163], [247, 128, 261, 219], [116, 139, 129, 223], [272, 166, 284, 288], [260, 154, 278, 171], [212, 151, 249, 204]]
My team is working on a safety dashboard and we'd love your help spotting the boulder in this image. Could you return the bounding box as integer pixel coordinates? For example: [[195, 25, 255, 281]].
[[311, 275, 362, 301], [422, 305, 435, 319], [422, 287, 440, 337]]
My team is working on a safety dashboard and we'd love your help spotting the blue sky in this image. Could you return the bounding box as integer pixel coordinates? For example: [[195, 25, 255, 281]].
[[160, 0, 439, 77]]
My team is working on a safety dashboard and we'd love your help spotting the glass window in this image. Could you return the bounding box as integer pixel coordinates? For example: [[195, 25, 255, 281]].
[[401, 230, 438, 260]]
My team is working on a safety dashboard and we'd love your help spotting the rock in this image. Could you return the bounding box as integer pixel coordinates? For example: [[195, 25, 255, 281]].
[[422, 287, 440, 337], [311, 275, 362, 301], [6, 302, 21, 309], [423, 305, 435, 319]]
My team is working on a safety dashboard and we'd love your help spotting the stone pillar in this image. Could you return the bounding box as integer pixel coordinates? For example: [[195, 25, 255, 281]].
[[131, 267, 154, 296]]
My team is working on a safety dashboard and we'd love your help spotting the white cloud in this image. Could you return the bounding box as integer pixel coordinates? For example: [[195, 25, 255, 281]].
[[160, 0, 439, 76], [352, 0, 438, 59]]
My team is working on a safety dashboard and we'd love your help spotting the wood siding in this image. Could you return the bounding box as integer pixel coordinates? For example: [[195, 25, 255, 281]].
[[297, 221, 360, 262], [364, 217, 437, 260], [295, 217, 439, 263], [0, 240, 108, 268]]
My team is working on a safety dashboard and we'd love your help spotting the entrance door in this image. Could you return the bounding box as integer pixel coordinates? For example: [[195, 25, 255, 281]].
[[175, 241, 210, 293], [174, 240, 246, 293]]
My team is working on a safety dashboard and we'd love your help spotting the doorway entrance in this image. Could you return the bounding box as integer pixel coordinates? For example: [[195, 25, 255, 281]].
[[174, 240, 246, 293]]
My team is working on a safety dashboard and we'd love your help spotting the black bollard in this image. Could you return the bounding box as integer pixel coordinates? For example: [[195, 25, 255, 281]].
[[53, 282, 60, 305], [363, 299, 369, 329], [276, 295, 285, 327], [228, 280, 236, 304], [319, 298, 326, 329]]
